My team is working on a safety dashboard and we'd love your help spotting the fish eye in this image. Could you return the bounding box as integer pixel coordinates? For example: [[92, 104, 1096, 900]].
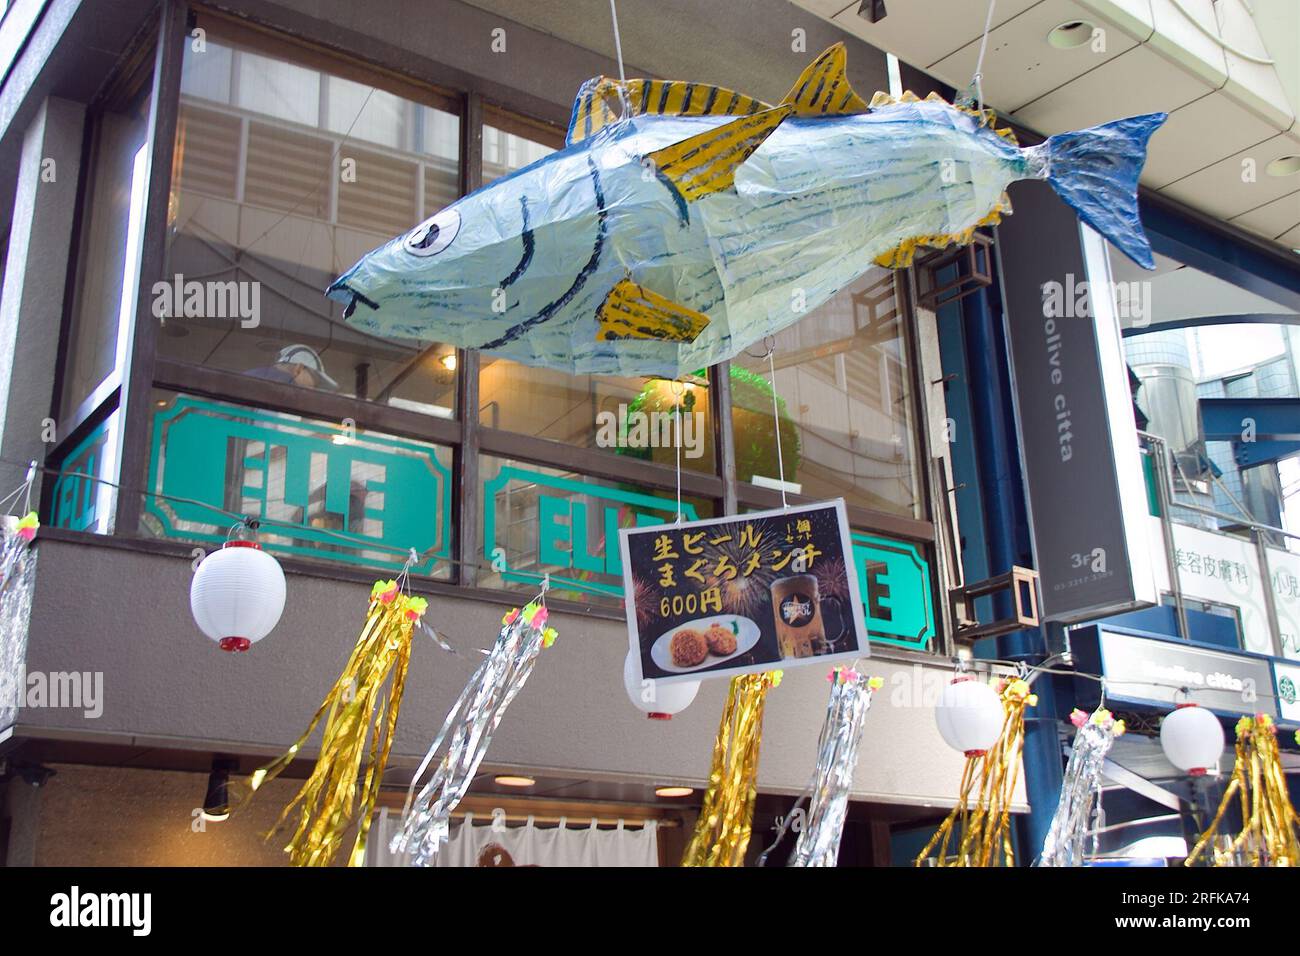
[[404, 208, 460, 257]]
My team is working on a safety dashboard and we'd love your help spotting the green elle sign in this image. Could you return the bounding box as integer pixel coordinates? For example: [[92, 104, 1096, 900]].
[[145, 396, 451, 572]]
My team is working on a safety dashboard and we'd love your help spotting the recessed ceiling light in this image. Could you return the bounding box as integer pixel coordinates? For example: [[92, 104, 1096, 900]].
[[494, 774, 535, 787], [1265, 155, 1300, 177], [655, 785, 694, 798], [1047, 20, 1095, 49]]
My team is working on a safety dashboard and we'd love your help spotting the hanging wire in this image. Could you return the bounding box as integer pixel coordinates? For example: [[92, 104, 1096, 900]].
[[764, 336, 789, 511], [16, 455, 1296, 705], [971, 0, 998, 114], [0, 461, 36, 516], [608, 0, 627, 84], [669, 378, 685, 524], [7, 457, 629, 599]]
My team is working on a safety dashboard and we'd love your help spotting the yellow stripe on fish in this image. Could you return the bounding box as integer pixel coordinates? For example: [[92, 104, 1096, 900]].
[[648, 105, 793, 201], [781, 42, 869, 116], [596, 278, 711, 342]]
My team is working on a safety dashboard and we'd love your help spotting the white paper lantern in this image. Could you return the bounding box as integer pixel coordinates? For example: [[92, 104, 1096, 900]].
[[190, 542, 287, 652], [935, 677, 1005, 756], [623, 651, 699, 719], [1160, 703, 1224, 775]]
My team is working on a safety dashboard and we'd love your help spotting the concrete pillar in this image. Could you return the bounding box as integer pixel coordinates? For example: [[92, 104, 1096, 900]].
[[0, 96, 85, 501]]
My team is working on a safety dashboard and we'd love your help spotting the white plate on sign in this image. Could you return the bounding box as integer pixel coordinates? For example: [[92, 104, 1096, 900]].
[[648, 615, 761, 674]]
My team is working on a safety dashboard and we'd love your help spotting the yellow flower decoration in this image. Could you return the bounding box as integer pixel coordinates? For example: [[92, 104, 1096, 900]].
[[541, 626, 558, 648], [1113, 719, 1127, 737], [868, 676, 884, 691]]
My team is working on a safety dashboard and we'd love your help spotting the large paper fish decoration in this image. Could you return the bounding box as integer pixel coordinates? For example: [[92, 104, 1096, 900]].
[[327, 44, 1165, 377]]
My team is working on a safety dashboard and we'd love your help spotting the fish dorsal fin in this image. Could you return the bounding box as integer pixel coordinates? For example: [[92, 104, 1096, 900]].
[[646, 105, 792, 201], [567, 76, 773, 145], [625, 79, 771, 119], [781, 43, 869, 116], [567, 76, 622, 145]]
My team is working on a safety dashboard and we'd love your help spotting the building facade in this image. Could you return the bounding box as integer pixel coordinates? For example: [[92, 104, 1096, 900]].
[[0, 0, 1297, 866]]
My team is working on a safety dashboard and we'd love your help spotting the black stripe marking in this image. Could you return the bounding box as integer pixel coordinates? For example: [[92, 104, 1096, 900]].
[[478, 157, 608, 351], [499, 196, 534, 290]]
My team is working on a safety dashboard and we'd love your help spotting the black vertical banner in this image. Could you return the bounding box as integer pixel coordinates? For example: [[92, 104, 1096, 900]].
[[997, 180, 1153, 622]]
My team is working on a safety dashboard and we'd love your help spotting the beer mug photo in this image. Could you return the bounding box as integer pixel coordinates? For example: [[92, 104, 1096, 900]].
[[769, 573, 852, 659]]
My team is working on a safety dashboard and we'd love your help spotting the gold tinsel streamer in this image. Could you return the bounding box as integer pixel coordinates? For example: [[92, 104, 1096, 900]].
[[681, 671, 782, 867], [244, 580, 426, 867], [914, 679, 1036, 867], [1184, 714, 1300, 867]]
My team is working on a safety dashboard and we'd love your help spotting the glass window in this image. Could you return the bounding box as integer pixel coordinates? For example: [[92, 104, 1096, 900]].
[[481, 110, 563, 184], [731, 267, 923, 518], [479, 362, 716, 474], [161, 30, 461, 416], [61, 76, 153, 417], [479, 455, 715, 603], [142, 391, 454, 577]]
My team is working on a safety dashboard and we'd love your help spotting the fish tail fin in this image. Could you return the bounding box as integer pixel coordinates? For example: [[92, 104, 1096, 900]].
[[1036, 112, 1166, 270]]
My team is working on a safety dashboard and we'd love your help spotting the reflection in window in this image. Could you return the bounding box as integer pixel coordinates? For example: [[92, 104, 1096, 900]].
[[479, 359, 716, 474], [480, 455, 715, 603], [732, 268, 921, 518], [481, 115, 561, 184], [161, 31, 461, 416], [143, 391, 453, 576]]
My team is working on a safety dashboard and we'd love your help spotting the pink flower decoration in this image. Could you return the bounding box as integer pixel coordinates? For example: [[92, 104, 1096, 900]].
[[1070, 709, 1088, 728], [378, 584, 399, 604], [531, 607, 548, 629], [503, 608, 519, 626]]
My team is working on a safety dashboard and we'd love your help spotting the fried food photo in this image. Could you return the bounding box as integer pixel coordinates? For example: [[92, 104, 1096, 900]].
[[669, 628, 709, 667], [704, 622, 737, 656]]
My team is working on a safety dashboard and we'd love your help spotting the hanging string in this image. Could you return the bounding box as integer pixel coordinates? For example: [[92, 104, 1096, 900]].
[[19, 454, 1299, 705], [608, 0, 627, 84], [764, 337, 789, 511], [971, 0, 998, 113], [670, 378, 685, 524], [0, 461, 36, 516]]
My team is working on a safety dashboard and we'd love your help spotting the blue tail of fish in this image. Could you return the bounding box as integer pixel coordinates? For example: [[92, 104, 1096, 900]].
[[1041, 113, 1166, 270]]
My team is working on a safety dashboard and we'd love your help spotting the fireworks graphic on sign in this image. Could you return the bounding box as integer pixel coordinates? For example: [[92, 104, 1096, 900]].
[[814, 556, 851, 601], [702, 527, 778, 618], [629, 573, 661, 629]]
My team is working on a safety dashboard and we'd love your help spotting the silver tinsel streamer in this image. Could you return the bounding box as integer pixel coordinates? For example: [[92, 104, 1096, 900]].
[[0, 528, 37, 730], [390, 602, 550, 866], [1038, 718, 1119, 867], [760, 671, 876, 867]]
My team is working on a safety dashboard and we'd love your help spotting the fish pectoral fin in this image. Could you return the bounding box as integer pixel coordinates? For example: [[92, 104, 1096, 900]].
[[596, 279, 710, 343], [646, 105, 792, 201], [781, 43, 869, 116]]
